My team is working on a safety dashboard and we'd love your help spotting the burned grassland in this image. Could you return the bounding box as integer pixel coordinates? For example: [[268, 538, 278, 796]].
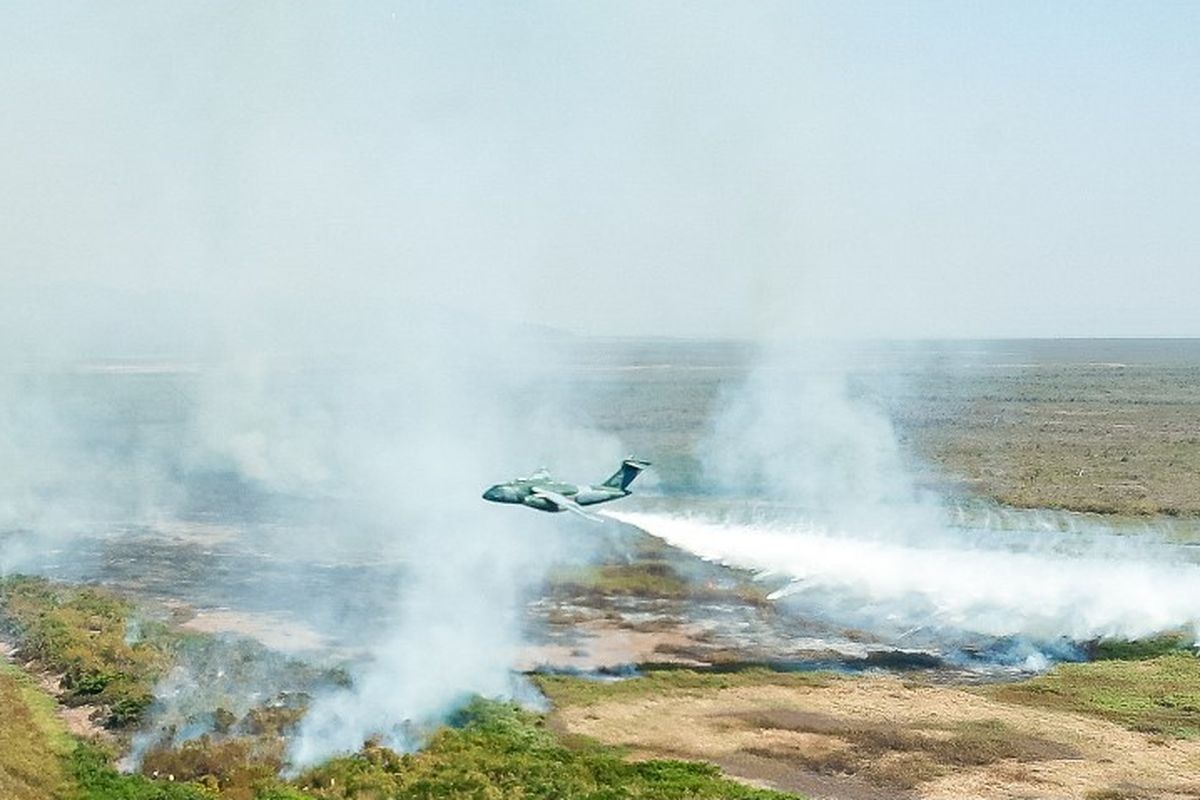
[[543, 527, 774, 608], [0, 575, 808, 800]]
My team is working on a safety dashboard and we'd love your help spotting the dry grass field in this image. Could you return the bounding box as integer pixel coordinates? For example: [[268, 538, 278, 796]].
[[897, 342, 1200, 515], [538, 666, 1200, 800], [577, 339, 1200, 517]]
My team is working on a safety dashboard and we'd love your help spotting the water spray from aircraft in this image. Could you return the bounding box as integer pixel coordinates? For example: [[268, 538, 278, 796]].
[[604, 509, 1200, 660]]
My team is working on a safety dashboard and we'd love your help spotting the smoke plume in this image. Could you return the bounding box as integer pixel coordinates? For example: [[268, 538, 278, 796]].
[[0, 3, 630, 765]]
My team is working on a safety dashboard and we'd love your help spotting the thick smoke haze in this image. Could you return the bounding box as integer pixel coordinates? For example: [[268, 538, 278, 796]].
[[2, 307, 623, 763], [0, 3, 648, 765]]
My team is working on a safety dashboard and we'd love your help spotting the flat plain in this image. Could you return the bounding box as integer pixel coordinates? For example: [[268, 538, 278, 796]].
[[4, 338, 1200, 800]]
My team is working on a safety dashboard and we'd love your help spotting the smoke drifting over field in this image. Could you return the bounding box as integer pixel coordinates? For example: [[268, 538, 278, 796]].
[[0, 3, 630, 765], [0, 312, 621, 763]]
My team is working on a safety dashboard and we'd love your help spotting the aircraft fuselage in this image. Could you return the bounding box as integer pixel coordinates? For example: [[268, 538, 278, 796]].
[[482, 458, 650, 515], [481, 479, 628, 512]]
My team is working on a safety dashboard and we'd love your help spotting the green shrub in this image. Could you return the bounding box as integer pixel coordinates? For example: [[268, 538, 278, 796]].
[[535, 666, 830, 707], [69, 742, 216, 800], [1090, 634, 1192, 661], [295, 698, 797, 799], [0, 576, 170, 729]]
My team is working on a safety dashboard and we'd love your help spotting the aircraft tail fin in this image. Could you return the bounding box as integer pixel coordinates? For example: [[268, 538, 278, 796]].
[[601, 458, 651, 491]]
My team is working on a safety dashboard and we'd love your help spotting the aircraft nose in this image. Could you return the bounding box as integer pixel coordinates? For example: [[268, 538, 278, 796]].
[[482, 486, 502, 502]]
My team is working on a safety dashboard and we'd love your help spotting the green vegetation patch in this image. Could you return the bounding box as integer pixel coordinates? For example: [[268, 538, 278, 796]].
[[546, 562, 771, 607], [69, 742, 216, 800], [545, 523, 774, 607], [139, 735, 288, 799], [6, 671, 797, 800], [548, 562, 694, 599], [0, 575, 797, 798], [534, 666, 832, 708], [1089, 633, 1193, 661], [120, 699, 801, 799], [295, 698, 797, 800], [0, 575, 171, 728], [987, 652, 1200, 738], [0, 662, 75, 800], [0, 661, 210, 800]]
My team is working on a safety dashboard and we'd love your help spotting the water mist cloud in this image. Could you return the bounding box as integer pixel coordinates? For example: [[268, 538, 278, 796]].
[[608, 511, 1200, 652]]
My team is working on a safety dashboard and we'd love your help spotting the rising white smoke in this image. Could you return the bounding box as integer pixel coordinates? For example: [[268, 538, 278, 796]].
[[1, 306, 621, 768], [2, 1, 652, 765], [174, 315, 622, 766], [260, 323, 621, 766], [699, 344, 942, 537]]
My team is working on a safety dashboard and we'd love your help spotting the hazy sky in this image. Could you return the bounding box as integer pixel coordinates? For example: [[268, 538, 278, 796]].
[[2, 1, 1198, 342]]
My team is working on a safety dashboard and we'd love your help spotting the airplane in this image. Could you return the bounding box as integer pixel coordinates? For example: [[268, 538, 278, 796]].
[[482, 458, 651, 520]]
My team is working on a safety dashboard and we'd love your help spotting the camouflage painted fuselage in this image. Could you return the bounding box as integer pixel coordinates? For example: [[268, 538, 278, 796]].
[[482, 478, 627, 511], [482, 459, 650, 514]]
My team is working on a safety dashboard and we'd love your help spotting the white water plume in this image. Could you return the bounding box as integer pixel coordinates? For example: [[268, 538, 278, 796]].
[[606, 510, 1200, 647]]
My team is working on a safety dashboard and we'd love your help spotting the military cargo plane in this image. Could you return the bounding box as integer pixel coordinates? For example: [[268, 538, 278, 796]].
[[482, 458, 650, 520]]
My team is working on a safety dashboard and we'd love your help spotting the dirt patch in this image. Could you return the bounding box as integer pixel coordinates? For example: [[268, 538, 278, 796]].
[[551, 675, 1200, 800], [714, 748, 906, 800], [517, 618, 709, 671], [724, 709, 1079, 792], [178, 608, 330, 654], [56, 704, 104, 739]]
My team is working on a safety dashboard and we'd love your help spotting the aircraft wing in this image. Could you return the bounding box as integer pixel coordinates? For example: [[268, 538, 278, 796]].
[[531, 488, 602, 523]]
